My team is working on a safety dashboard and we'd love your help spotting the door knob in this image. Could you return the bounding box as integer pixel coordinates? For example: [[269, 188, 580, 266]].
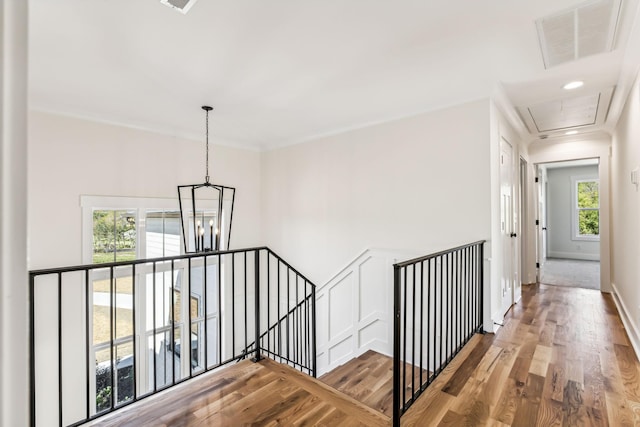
[[542, 227, 547, 231], [510, 233, 517, 238]]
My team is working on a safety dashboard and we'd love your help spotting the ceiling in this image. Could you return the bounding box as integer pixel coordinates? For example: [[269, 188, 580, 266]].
[[29, 0, 640, 150]]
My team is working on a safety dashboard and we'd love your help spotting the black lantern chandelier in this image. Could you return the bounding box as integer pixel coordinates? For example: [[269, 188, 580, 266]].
[[178, 106, 235, 253]]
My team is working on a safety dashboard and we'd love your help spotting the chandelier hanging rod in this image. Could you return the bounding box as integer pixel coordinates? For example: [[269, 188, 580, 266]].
[[202, 105, 213, 184]]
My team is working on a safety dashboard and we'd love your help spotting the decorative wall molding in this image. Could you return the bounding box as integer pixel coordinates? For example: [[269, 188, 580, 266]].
[[611, 283, 640, 360], [316, 248, 416, 376]]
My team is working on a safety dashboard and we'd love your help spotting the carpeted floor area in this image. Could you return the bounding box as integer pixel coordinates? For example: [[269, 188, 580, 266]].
[[539, 258, 600, 290]]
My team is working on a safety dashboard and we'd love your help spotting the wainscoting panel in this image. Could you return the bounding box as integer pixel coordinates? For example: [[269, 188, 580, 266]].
[[316, 249, 416, 376]]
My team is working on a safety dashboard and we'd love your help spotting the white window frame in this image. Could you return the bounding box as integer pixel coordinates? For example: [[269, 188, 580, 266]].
[[571, 177, 600, 242], [81, 195, 181, 264], [80, 195, 223, 411], [81, 195, 183, 412]]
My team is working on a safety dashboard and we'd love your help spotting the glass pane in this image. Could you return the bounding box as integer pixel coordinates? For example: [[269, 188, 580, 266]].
[[206, 316, 219, 368], [115, 210, 136, 262], [191, 321, 204, 373], [579, 210, 599, 235], [577, 181, 599, 208], [146, 210, 182, 258], [93, 210, 115, 263], [95, 347, 113, 413], [154, 330, 172, 389], [145, 210, 165, 259], [115, 342, 134, 406], [164, 211, 182, 256], [115, 270, 134, 340], [93, 290, 112, 347], [173, 326, 183, 382]]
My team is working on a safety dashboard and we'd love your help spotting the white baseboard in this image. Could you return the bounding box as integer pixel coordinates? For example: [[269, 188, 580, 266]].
[[611, 283, 640, 360], [547, 251, 600, 261]]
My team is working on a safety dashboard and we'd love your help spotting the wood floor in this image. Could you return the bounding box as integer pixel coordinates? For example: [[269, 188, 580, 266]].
[[89, 356, 389, 427], [401, 283, 640, 426], [87, 283, 640, 426], [319, 350, 428, 418]]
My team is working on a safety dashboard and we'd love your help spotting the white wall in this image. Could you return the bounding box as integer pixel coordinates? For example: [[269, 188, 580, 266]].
[[261, 99, 492, 287], [611, 69, 640, 355], [1, 1, 29, 426], [546, 165, 600, 261], [528, 134, 612, 292], [28, 111, 263, 269]]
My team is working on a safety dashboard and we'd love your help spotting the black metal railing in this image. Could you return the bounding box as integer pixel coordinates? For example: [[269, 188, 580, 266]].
[[392, 241, 485, 427], [29, 247, 316, 427]]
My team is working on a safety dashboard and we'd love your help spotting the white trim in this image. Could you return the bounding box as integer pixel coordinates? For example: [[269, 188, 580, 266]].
[[611, 283, 640, 360], [80, 195, 178, 209], [318, 247, 417, 293], [547, 251, 600, 261], [80, 195, 182, 264]]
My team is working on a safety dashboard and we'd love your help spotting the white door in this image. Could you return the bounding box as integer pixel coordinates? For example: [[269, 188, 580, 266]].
[[516, 158, 526, 303], [500, 138, 515, 315], [536, 165, 547, 280]]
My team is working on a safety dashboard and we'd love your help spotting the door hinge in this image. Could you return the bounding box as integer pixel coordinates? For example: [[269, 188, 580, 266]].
[[536, 262, 540, 268], [536, 219, 539, 225], [535, 177, 539, 183]]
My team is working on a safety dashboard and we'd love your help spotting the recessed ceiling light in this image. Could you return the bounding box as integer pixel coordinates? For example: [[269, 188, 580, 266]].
[[563, 81, 584, 90], [565, 130, 578, 135]]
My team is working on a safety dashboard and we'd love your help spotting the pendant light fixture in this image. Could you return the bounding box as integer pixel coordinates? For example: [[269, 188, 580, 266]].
[[177, 106, 235, 253]]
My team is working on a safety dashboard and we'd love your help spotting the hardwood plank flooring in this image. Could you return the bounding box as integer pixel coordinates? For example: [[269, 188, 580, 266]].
[[88, 357, 389, 427], [319, 350, 429, 418], [402, 284, 640, 426]]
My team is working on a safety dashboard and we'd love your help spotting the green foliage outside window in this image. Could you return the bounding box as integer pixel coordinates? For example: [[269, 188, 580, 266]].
[[93, 210, 136, 263], [577, 181, 599, 236]]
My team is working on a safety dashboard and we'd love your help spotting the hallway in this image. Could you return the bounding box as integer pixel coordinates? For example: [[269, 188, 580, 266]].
[[406, 284, 639, 425]]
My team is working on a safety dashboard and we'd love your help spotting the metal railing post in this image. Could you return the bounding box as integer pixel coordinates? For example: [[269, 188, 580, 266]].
[[311, 285, 317, 377], [253, 250, 262, 362], [29, 274, 36, 427], [392, 264, 401, 427], [479, 242, 484, 334]]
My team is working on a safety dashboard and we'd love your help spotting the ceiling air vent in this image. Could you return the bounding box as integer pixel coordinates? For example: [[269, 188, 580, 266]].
[[536, 0, 622, 68], [160, 0, 199, 14]]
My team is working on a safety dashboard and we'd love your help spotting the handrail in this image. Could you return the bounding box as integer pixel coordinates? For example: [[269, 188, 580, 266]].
[[29, 246, 317, 427], [394, 240, 486, 268], [262, 247, 317, 289], [29, 246, 269, 276], [392, 240, 485, 427]]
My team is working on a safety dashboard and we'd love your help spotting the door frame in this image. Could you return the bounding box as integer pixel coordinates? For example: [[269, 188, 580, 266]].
[[529, 139, 610, 292]]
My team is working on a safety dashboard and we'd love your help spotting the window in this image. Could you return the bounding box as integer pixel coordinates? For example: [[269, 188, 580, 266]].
[[82, 197, 184, 412], [81, 196, 220, 414], [573, 178, 599, 240]]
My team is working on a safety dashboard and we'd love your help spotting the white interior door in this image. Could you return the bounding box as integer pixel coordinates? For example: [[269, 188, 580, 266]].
[[500, 138, 515, 315], [516, 157, 526, 303], [536, 166, 547, 278]]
